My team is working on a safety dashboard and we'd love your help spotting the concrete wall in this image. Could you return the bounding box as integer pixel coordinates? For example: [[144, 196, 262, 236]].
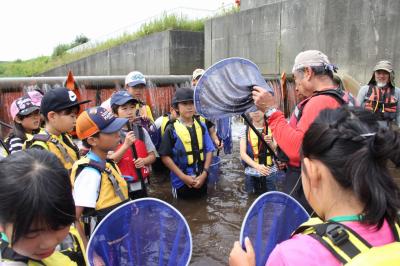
[[41, 30, 204, 76], [206, 0, 400, 83], [241, 0, 281, 10]]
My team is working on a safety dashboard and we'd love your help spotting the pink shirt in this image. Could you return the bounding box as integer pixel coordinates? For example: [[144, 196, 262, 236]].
[[266, 220, 395, 266]]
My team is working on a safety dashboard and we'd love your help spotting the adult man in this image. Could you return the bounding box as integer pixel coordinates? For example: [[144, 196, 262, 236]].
[[252, 50, 348, 213], [357, 60, 400, 127], [125, 71, 154, 122]]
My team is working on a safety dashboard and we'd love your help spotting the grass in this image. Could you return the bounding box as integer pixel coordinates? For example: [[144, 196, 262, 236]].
[[0, 8, 239, 77]]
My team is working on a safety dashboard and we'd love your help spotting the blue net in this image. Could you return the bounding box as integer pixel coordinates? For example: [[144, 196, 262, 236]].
[[215, 117, 232, 154], [240, 191, 309, 266], [87, 198, 192, 266], [194, 57, 274, 120], [208, 156, 221, 185]]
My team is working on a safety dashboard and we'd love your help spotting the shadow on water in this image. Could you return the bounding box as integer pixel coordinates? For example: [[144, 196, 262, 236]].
[[148, 120, 258, 266]]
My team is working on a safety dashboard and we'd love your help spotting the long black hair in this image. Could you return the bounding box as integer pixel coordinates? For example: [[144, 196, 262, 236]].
[[0, 149, 75, 243], [302, 107, 400, 228]]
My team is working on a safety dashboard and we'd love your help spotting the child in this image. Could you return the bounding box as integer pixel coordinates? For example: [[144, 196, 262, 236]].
[[0, 149, 85, 265], [24, 87, 90, 171], [70, 106, 129, 244], [159, 87, 215, 199], [240, 110, 278, 194], [108, 91, 157, 199], [125, 71, 154, 122], [5, 96, 40, 153]]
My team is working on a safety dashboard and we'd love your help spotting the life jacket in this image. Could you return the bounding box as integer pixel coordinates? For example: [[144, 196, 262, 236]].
[[245, 123, 273, 167], [24, 130, 80, 171], [117, 125, 150, 182], [161, 113, 175, 137], [364, 85, 398, 121], [0, 226, 85, 266], [168, 118, 206, 189], [294, 217, 400, 265], [293, 88, 357, 125], [136, 103, 154, 122], [173, 118, 205, 166], [70, 157, 128, 213]]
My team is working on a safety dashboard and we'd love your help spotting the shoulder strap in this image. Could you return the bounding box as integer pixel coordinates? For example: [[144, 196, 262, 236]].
[[61, 133, 80, 159], [193, 115, 205, 135], [302, 222, 374, 264], [0, 239, 29, 263]]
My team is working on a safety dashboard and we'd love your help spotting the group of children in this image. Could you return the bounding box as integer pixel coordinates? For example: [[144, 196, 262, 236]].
[[0, 69, 285, 265]]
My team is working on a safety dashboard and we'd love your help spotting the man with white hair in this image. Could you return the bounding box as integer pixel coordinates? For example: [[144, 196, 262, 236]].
[[357, 60, 400, 127], [252, 50, 354, 213]]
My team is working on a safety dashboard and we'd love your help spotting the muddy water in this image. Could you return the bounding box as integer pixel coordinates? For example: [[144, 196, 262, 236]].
[[147, 121, 257, 266]]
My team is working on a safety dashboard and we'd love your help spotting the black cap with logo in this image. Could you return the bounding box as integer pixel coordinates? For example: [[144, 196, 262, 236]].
[[40, 87, 90, 117]]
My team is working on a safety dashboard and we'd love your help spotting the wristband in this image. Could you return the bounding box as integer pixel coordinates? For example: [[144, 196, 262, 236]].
[[265, 107, 278, 119]]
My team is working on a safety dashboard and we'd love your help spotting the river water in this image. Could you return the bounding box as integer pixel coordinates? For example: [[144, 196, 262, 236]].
[[148, 120, 258, 265]]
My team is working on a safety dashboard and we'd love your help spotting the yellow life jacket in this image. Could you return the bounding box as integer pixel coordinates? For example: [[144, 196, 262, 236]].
[[294, 217, 400, 265], [136, 103, 154, 122], [24, 130, 79, 171], [247, 125, 273, 166], [161, 114, 171, 137], [0, 226, 85, 266], [70, 157, 128, 212], [173, 119, 204, 165]]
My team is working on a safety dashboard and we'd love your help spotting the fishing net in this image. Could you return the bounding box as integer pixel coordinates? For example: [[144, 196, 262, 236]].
[[240, 191, 310, 266], [87, 198, 192, 266], [194, 57, 273, 120]]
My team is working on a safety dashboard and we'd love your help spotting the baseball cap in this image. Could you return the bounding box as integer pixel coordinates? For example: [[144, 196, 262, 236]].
[[373, 60, 393, 73], [27, 90, 44, 107], [10, 96, 40, 120], [110, 91, 139, 107], [125, 71, 146, 87], [192, 68, 205, 80], [76, 106, 128, 140], [292, 50, 337, 73], [40, 87, 90, 117]]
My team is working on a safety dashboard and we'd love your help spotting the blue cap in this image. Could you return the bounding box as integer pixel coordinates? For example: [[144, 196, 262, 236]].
[[110, 91, 138, 107]]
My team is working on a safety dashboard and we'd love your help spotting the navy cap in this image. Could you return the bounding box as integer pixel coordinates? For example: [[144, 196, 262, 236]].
[[40, 87, 90, 117], [110, 91, 139, 107], [76, 107, 128, 139]]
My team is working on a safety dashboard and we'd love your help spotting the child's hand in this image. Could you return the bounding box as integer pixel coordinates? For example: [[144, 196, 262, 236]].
[[183, 175, 197, 188], [123, 131, 136, 147], [255, 164, 270, 176], [139, 105, 148, 120], [264, 135, 273, 144], [229, 237, 256, 266], [133, 158, 145, 168], [193, 172, 207, 188]]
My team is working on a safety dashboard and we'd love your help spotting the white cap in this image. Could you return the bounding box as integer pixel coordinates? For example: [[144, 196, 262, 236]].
[[192, 68, 205, 81], [125, 71, 146, 87], [292, 50, 334, 73]]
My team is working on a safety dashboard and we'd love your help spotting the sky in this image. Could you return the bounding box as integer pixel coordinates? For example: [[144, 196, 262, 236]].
[[0, 0, 231, 61]]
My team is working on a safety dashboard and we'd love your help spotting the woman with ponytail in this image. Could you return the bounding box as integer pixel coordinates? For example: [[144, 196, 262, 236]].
[[229, 107, 400, 266]]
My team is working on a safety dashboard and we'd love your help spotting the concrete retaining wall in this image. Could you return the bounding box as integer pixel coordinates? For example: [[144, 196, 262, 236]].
[[41, 30, 204, 76], [206, 0, 400, 83]]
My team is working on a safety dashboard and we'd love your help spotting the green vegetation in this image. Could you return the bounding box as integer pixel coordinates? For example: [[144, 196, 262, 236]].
[[0, 9, 239, 77]]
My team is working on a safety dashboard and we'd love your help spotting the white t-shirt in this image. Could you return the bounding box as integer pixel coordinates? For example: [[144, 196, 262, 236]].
[[154, 116, 164, 129], [73, 167, 101, 208]]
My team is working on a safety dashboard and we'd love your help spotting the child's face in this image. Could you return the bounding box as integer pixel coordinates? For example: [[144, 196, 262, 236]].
[[249, 110, 264, 123], [96, 131, 121, 151], [178, 101, 195, 120], [1, 223, 69, 260], [50, 107, 79, 133], [16, 110, 41, 132], [127, 85, 145, 100], [117, 102, 136, 122]]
